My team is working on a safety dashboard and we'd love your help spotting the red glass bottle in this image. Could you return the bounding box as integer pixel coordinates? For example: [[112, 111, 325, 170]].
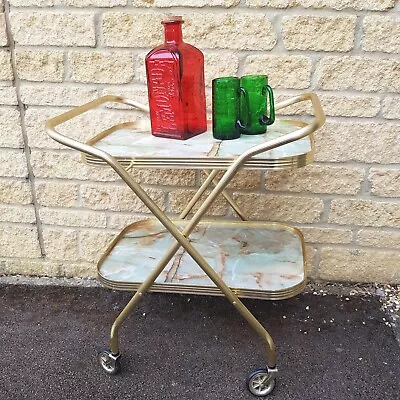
[[145, 16, 207, 140]]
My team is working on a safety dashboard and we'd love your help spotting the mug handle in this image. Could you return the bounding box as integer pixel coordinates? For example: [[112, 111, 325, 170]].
[[260, 84, 275, 126], [236, 87, 251, 129]]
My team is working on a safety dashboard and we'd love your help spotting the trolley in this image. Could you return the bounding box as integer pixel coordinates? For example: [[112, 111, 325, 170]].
[[46, 92, 325, 396]]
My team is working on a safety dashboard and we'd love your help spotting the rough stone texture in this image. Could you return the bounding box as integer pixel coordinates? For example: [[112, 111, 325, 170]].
[[168, 189, 228, 216], [20, 84, 100, 107], [282, 16, 356, 52], [0, 50, 13, 80], [0, 150, 28, 178], [103, 13, 164, 48], [10, 12, 95, 46], [81, 184, 166, 213], [79, 230, 117, 263], [0, 259, 96, 278], [358, 229, 400, 249], [25, 107, 142, 150], [39, 208, 108, 228], [62, 0, 126, 6], [329, 199, 400, 228], [183, 14, 276, 50], [265, 164, 364, 195], [319, 247, 400, 283], [35, 181, 79, 207], [0, 225, 41, 258], [0, 204, 36, 223], [204, 52, 240, 86], [0, 108, 23, 148], [0, 179, 32, 204], [129, 169, 196, 187], [299, 226, 353, 244], [363, 16, 400, 54], [0, 86, 18, 106], [0, 13, 7, 47], [9, 0, 54, 5], [246, 0, 396, 10], [30, 150, 119, 182], [314, 122, 400, 164], [244, 55, 313, 89], [15, 49, 64, 83], [103, 12, 276, 51], [69, 51, 134, 84], [42, 227, 78, 261], [382, 96, 400, 120], [107, 213, 154, 230], [318, 93, 380, 118], [147, 0, 241, 6], [231, 193, 324, 223], [368, 168, 400, 198], [316, 56, 400, 92]]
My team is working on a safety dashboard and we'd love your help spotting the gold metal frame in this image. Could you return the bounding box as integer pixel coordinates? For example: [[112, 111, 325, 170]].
[[46, 92, 325, 372]]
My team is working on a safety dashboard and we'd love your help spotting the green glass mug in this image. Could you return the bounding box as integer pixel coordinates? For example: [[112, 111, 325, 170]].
[[212, 77, 250, 140], [239, 75, 275, 135]]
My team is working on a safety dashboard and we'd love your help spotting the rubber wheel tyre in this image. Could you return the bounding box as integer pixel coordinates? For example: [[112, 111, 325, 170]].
[[246, 369, 276, 397], [99, 350, 121, 375]]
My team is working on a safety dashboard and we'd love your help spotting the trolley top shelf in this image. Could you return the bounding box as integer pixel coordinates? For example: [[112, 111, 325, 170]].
[[83, 119, 314, 170], [46, 93, 326, 172]]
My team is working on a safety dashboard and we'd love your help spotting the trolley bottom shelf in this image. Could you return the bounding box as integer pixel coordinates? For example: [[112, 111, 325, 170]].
[[98, 219, 307, 300]]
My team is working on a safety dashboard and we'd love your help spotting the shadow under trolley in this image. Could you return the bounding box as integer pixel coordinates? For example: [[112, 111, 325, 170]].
[[46, 92, 325, 397]]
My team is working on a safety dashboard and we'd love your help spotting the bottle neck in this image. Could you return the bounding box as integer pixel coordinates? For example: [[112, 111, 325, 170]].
[[163, 21, 183, 44]]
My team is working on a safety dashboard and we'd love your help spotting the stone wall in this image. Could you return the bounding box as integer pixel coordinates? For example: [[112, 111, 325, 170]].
[[0, 0, 399, 283]]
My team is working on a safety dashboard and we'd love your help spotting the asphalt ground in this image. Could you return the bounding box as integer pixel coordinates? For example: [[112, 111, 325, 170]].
[[0, 282, 399, 400]]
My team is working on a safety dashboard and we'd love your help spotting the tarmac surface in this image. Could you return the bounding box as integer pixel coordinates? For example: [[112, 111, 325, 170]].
[[0, 281, 399, 400]]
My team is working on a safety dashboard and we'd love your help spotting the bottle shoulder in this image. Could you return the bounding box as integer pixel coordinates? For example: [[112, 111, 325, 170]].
[[146, 42, 203, 59]]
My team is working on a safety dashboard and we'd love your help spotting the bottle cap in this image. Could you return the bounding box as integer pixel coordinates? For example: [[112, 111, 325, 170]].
[[162, 15, 183, 23]]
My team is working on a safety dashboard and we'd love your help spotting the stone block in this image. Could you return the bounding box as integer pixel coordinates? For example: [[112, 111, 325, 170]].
[[0, 204, 36, 223], [107, 213, 150, 230], [0, 50, 13, 80], [81, 183, 166, 213], [246, 0, 396, 11], [9, 1, 54, 5], [382, 96, 400, 120], [10, 11, 95, 46], [39, 207, 108, 228], [168, 189, 228, 216], [244, 55, 312, 89], [300, 226, 353, 244], [61, 0, 126, 6], [0, 107, 23, 148], [35, 180, 78, 207], [0, 85, 18, 105], [316, 56, 400, 93], [368, 168, 400, 198], [314, 121, 400, 164], [79, 229, 117, 263], [329, 199, 400, 228], [0, 179, 32, 204], [42, 227, 79, 261], [363, 16, 400, 54], [0, 225, 41, 258], [231, 193, 324, 223], [30, 150, 119, 182], [319, 247, 400, 283], [20, 84, 100, 107], [0, 149, 28, 178], [282, 15, 356, 52], [265, 164, 364, 195], [69, 51, 134, 84], [204, 52, 239, 87], [358, 229, 400, 249], [0, 13, 7, 47], [15, 49, 64, 82]]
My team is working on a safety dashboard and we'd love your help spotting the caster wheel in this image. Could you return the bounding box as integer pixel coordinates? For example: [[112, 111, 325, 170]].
[[246, 369, 276, 397], [99, 350, 121, 375]]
